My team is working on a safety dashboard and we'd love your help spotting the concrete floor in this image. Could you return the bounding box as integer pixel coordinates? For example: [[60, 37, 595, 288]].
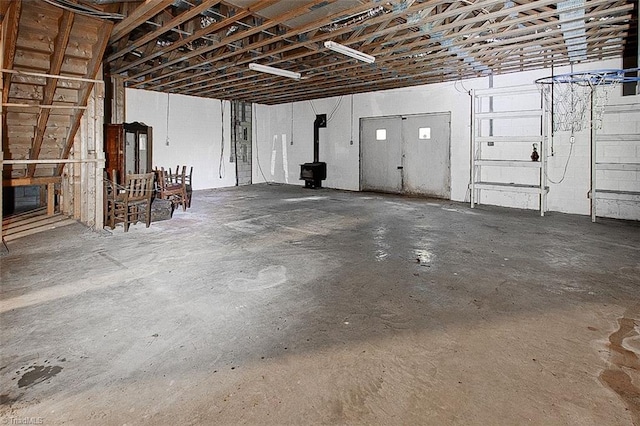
[[1, 184, 639, 425]]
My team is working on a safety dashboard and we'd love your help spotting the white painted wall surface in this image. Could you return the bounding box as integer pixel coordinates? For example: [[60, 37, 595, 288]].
[[253, 58, 640, 220], [126, 89, 235, 190]]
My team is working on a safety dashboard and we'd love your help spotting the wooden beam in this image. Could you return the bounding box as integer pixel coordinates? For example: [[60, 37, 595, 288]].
[[113, 0, 280, 75], [134, 0, 336, 86], [47, 182, 55, 216], [107, 0, 223, 63], [3, 103, 87, 109], [57, 20, 113, 176], [126, 0, 383, 85], [27, 10, 75, 177], [3, 176, 62, 187], [135, 0, 493, 89], [109, 0, 175, 44], [188, 0, 628, 101], [1, 0, 21, 106], [2, 69, 105, 84]]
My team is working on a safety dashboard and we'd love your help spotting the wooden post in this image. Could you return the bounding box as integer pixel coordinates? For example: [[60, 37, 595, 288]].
[[112, 76, 125, 124], [47, 182, 55, 216], [94, 78, 105, 229], [1, 12, 5, 250]]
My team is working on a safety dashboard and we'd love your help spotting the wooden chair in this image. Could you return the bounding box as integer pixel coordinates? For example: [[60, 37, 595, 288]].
[[109, 172, 155, 232], [171, 165, 193, 207], [155, 167, 187, 211]]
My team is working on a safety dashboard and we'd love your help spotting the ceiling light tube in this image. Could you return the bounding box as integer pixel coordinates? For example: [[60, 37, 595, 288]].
[[248, 63, 301, 80], [324, 41, 375, 64]]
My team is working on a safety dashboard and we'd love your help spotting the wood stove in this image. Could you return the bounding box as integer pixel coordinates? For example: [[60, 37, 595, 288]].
[[300, 114, 327, 189]]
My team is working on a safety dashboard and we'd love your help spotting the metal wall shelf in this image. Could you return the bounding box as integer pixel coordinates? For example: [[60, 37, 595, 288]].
[[591, 103, 640, 222], [470, 86, 549, 216]]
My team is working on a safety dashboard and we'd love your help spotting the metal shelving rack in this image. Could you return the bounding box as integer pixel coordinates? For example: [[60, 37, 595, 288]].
[[470, 86, 549, 216], [590, 103, 640, 222]]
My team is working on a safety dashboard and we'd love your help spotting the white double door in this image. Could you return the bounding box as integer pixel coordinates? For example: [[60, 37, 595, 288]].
[[360, 112, 451, 198]]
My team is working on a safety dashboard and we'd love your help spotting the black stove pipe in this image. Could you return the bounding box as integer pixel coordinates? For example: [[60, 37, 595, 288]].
[[313, 114, 327, 162]]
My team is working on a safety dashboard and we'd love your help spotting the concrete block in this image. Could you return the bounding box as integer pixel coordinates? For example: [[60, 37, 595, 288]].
[[150, 198, 173, 222]]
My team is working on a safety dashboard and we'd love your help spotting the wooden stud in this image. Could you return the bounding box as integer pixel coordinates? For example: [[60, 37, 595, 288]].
[[56, 20, 113, 176], [1, 0, 21, 106], [27, 9, 74, 177], [47, 182, 55, 216]]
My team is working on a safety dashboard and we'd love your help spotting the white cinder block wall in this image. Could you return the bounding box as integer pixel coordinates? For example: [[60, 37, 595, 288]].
[[253, 58, 640, 220], [124, 59, 639, 220], [126, 89, 235, 190]]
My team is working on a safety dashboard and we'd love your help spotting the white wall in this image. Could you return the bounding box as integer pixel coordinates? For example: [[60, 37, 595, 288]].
[[126, 89, 235, 190], [253, 58, 640, 220]]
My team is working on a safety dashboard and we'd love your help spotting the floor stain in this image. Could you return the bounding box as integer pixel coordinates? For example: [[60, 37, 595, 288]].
[[0, 393, 20, 406], [228, 265, 287, 292], [599, 313, 640, 425], [17, 365, 63, 388]]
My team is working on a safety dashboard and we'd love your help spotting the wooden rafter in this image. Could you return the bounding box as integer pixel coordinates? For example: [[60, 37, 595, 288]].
[[112, 0, 280, 75], [187, 0, 629, 100], [106, 0, 223, 63], [26, 9, 74, 178], [125, 0, 400, 86], [96, 0, 635, 105], [56, 20, 113, 176], [1, 0, 21, 105], [109, 0, 175, 44], [203, 12, 632, 103], [130, 0, 338, 87], [154, 0, 547, 94]]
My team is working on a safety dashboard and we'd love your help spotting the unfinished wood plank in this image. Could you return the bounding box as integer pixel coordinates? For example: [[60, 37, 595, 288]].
[[3, 217, 77, 241], [27, 9, 75, 177], [4, 211, 61, 230], [114, 0, 280, 75], [57, 20, 113, 176], [4, 214, 71, 236], [107, 0, 223, 63], [3, 176, 62, 186], [47, 182, 55, 215], [2, 0, 21, 105], [2, 207, 47, 225], [109, 0, 175, 44]]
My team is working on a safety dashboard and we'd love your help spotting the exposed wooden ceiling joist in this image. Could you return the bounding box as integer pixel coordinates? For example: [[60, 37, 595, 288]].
[[91, 0, 636, 104], [109, 0, 175, 44]]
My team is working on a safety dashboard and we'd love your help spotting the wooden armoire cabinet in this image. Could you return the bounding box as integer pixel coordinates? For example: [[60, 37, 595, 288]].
[[105, 122, 153, 184]]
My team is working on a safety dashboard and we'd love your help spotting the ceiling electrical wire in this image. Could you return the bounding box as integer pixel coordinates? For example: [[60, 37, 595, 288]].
[[327, 96, 344, 123], [308, 100, 319, 115], [219, 100, 225, 179], [42, 0, 124, 19], [252, 104, 276, 185]]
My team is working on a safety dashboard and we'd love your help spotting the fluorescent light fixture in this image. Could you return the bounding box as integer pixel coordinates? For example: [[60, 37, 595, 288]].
[[324, 41, 375, 64], [248, 63, 301, 80]]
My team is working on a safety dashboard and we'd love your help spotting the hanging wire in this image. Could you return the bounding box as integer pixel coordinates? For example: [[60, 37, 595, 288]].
[[42, 0, 124, 20], [308, 99, 318, 115], [165, 93, 170, 146], [253, 104, 273, 185], [350, 94, 354, 143], [291, 103, 294, 145], [327, 96, 344, 122], [546, 134, 574, 185], [219, 100, 225, 179]]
